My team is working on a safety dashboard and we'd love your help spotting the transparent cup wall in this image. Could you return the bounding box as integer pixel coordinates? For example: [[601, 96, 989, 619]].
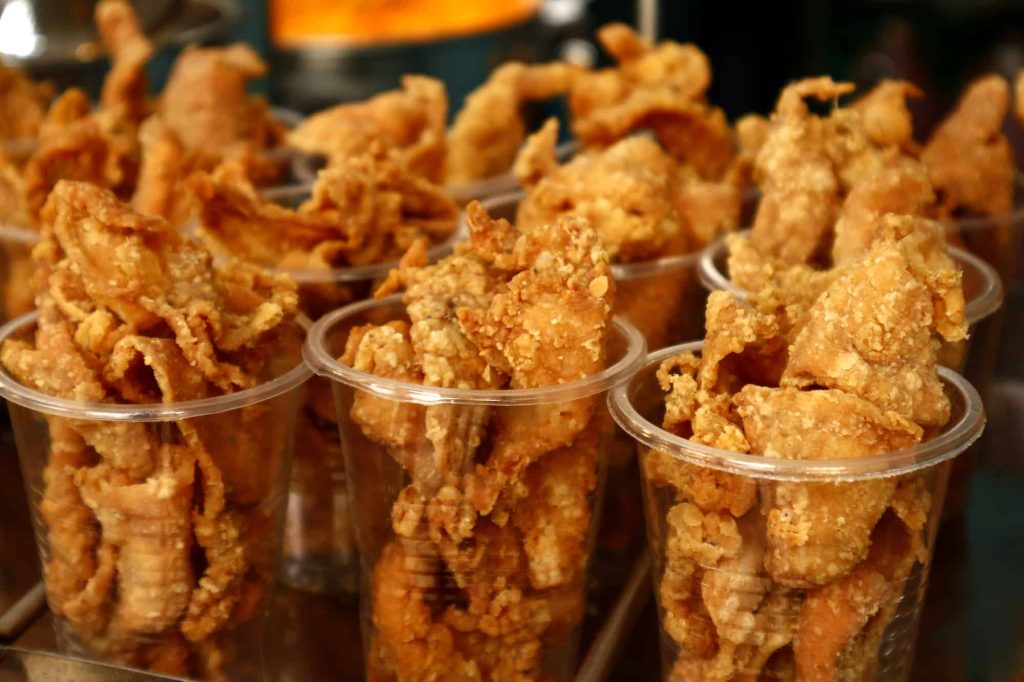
[[260, 184, 462, 595], [0, 226, 39, 323], [944, 175, 1024, 292], [305, 297, 645, 681], [610, 343, 985, 681], [0, 314, 309, 681]]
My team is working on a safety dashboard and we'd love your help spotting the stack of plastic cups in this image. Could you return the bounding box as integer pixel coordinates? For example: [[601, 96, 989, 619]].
[[610, 341, 985, 681], [304, 295, 646, 680]]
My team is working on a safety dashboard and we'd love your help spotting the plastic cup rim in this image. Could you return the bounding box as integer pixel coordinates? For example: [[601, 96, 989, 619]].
[[0, 311, 313, 421], [609, 340, 986, 483], [0, 222, 40, 246], [303, 293, 648, 406], [697, 229, 1004, 325]]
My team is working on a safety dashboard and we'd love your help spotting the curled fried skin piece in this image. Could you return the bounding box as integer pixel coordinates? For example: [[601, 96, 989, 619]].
[[922, 74, 1015, 217], [447, 61, 578, 184], [749, 77, 853, 265], [159, 44, 282, 162], [783, 223, 963, 427], [95, 0, 153, 129], [288, 76, 447, 182], [851, 79, 922, 151], [570, 24, 732, 177], [735, 386, 922, 587]]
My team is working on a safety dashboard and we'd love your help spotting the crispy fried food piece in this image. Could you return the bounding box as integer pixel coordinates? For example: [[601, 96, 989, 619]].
[[159, 44, 283, 161], [516, 122, 686, 261], [726, 233, 841, 341], [724, 114, 770, 190], [699, 291, 786, 394], [371, 540, 479, 681], [95, 0, 153, 129], [792, 564, 893, 682], [851, 79, 922, 151], [23, 89, 137, 224], [35, 418, 115, 638], [0, 63, 51, 141], [783, 220, 965, 426], [831, 162, 935, 265], [0, 150, 29, 225], [131, 116, 191, 222], [458, 205, 614, 515], [922, 74, 1015, 217], [749, 77, 853, 265], [570, 24, 732, 177], [80, 446, 195, 637], [42, 181, 298, 391], [193, 152, 458, 270], [289, 76, 447, 182], [735, 386, 922, 587], [447, 61, 578, 184], [511, 427, 598, 590], [649, 344, 758, 516]]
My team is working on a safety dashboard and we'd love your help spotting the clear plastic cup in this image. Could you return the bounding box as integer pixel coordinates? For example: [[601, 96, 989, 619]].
[[0, 312, 311, 681], [304, 295, 646, 681], [698, 233, 1003, 521], [0, 224, 39, 323], [216, 184, 459, 596], [943, 174, 1024, 291], [610, 341, 985, 681]]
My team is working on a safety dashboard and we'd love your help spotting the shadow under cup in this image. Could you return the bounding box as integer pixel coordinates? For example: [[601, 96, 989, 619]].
[[0, 312, 311, 681], [303, 295, 646, 681], [610, 342, 985, 681]]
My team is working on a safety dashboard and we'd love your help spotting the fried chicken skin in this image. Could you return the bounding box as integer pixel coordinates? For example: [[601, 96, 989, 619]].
[[159, 44, 283, 163], [922, 74, 1015, 218], [95, 0, 153, 130], [341, 201, 616, 680], [0, 63, 52, 142], [447, 61, 578, 185], [569, 24, 733, 178], [645, 204, 963, 677], [748, 78, 852, 265], [1, 181, 300, 679], [288, 76, 447, 183]]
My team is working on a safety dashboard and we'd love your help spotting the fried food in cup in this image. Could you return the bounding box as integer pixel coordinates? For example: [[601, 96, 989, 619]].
[[288, 76, 447, 183], [0, 181, 300, 679], [341, 201, 615, 679], [447, 61, 579, 185], [923, 74, 1015, 218]]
